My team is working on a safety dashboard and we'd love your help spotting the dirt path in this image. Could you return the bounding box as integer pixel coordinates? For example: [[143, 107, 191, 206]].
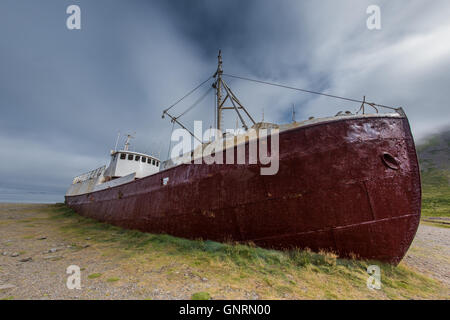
[[0, 203, 448, 299], [403, 224, 450, 287]]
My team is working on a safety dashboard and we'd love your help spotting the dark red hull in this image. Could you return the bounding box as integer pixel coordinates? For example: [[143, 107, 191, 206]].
[[66, 115, 421, 264]]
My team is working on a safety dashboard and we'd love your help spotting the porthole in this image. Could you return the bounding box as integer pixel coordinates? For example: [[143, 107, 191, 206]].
[[381, 153, 400, 170]]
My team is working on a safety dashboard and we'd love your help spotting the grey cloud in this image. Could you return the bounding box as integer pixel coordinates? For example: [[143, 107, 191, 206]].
[[0, 0, 449, 202]]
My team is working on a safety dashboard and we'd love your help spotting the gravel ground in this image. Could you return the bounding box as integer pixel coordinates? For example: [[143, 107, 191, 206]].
[[0, 203, 449, 299], [0, 204, 249, 300], [403, 224, 450, 287], [0, 204, 176, 299]]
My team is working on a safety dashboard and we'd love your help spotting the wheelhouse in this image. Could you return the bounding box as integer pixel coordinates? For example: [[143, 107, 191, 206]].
[[104, 150, 160, 180]]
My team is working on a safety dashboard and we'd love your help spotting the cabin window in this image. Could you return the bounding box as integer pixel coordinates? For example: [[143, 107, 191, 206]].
[[157, 161, 159, 166], [120, 153, 126, 160], [141, 157, 146, 163], [152, 159, 155, 165], [147, 158, 151, 164], [128, 154, 133, 160], [135, 155, 140, 161]]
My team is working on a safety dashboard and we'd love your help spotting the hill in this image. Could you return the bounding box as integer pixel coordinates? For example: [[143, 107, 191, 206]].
[[416, 128, 450, 217]]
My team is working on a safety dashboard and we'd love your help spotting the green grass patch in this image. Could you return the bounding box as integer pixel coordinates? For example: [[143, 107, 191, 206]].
[[421, 184, 450, 217], [106, 277, 120, 282], [417, 135, 449, 217], [191, 292, 211, 300], [43, 204, 446, 299]]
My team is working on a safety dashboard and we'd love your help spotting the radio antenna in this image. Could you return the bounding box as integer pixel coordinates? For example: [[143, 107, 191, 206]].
[[114, 131, 121, 151]]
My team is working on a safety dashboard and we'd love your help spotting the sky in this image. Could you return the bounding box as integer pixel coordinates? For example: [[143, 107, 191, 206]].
[[0, 0, 449, 203]]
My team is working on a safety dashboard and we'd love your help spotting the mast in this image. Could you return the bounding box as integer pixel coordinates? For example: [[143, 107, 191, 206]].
[[216, 50, 223, 131], [162, 51, 256, 139], [292, 104, 296, 122], [213, 50, 255, 132], [124, 134, 134, 151]]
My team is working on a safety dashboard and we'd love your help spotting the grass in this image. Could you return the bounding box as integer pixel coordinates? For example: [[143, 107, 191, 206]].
[[416, 129, 449, 218], [421, 185, 450, 217], [191, 292, 211, 300], [420, 168, 450, 217], [107, 277, 120, 282], [40, 203, 447, 300]]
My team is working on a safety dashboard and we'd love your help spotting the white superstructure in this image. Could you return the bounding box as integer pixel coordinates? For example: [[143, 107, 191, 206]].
[[66, 135, 160, 196], [103, 150, 160, 179]]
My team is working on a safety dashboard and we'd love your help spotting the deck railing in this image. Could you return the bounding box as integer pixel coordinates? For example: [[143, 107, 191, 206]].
[[72, 165, 106, 184]]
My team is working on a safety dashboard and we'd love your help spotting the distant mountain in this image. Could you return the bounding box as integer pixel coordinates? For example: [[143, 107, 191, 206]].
[[416, 129, 450, 187]]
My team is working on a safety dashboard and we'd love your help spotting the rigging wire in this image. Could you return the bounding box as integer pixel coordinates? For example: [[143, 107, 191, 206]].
[[214, 84, 217, 129], [163, 75, 214, 114], [175, 86, 214, 119], [222, 73, 398, 110]]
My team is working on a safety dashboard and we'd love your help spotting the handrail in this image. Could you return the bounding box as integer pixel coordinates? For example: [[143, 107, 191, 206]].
[[72, 165, 106, 184]]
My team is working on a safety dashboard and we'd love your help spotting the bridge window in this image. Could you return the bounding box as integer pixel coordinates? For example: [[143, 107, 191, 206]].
[[128, 154, 133, 160], [147, 158, 151, 164], [157, 161, 159, 166], [141, 157, 146, 163], [120, 153, 126, 160], [152, 159, 155, 165], [135, 155, 140, 161]]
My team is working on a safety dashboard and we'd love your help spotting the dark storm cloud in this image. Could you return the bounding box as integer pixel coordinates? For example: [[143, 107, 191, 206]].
[[160, 0, 450, 133], [0, 0, 449, 201], [0, 0, 212, 200]]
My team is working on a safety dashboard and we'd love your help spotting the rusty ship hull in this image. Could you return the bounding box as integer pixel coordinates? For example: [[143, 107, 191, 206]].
[[65, 114, 421, 264]]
